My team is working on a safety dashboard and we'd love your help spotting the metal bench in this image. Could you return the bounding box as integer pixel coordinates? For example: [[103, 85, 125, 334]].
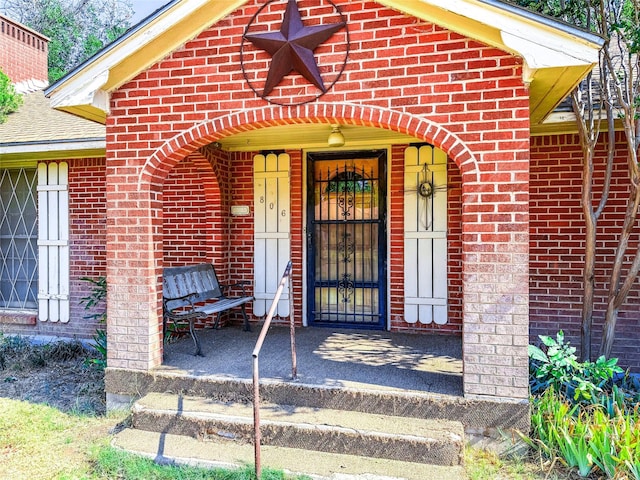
[[162, 263, 253, 356]]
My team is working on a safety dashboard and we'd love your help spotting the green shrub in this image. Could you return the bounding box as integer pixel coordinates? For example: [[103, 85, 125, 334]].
[[88, 329, 107, 370], [527, 332, 640, 479], [0, 69, 22, 124], [529, 330, 581, 396], [529, 331, 627, 406], [80, 276, 107, 369], [526, 391, 640, 478]]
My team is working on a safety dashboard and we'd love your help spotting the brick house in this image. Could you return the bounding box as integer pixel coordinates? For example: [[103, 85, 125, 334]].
[[0, 14, 105, 337], [5, 0, 638, 412]]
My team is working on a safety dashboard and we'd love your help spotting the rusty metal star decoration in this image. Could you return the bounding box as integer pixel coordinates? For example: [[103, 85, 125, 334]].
[[244, 0, 346, 97]]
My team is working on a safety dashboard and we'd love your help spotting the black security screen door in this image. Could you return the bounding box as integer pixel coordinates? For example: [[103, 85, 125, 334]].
[[306, 150, 387, 329]]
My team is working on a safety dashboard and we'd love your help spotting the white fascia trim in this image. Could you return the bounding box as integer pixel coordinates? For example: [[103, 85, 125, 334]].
[[542, 111, 577, 124], [48, 0, 247, 117], [0, 139, 106, 155], [48, 70, 110, 114], [501, 31, 594, 85], [379, 0, 599, 84], [541, 108, 621, 127], [426, 0, 600, 64]]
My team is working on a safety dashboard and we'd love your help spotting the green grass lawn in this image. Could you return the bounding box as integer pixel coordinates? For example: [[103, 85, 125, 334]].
[[0, 398, 121, 479], [0, 398, 307, 479], [1, 396, 576, 480]]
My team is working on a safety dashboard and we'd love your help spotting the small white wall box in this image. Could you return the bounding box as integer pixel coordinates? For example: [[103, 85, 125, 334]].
[[231, 205, 250, 216]]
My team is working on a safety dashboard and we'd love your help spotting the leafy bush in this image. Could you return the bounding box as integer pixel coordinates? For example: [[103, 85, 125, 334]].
[[529, 331, 626, 405], [88, 329, 107, 370], [525, 390, 640, 479], [529, 330, 580, 396], [80, 276, 107, 369], [526, 332, 640, 479], [0, 69, 22, 123]]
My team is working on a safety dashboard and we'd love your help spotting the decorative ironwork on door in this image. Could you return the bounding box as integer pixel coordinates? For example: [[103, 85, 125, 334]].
[[307, 150, 387, 328]]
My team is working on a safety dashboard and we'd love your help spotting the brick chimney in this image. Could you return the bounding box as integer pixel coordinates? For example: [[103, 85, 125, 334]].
[[0, 14, 49, 84]]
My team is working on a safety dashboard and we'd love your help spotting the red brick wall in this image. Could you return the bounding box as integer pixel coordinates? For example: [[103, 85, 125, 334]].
[[0, 15, 48, 83], [388, 145, 405, 329], [110, 1, 526, 139], [68, 158, 108, 337], [201, 146, 231, 281], [162, 150, 231, 328], [227, 151, 254, 283], [289, 150, 305, 327], [225, 151, 256, 323], [530, 133, 640, 371], [447, 159, 464, 331], [162, 154, 217, 266]]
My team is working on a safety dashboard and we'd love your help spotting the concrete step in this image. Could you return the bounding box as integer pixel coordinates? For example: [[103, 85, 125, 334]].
[[112, 427, 467, 480], [131, 392, 465, 466], [107, 368, 530, 437]]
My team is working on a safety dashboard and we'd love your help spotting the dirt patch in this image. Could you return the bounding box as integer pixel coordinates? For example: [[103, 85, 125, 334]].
[[0, 337, 105, 415]]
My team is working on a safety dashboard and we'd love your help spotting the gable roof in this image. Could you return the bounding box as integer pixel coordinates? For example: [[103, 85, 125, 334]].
[[45, 0, 603, 132]]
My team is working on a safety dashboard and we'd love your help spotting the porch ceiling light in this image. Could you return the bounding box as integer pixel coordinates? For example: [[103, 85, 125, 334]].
[[327, 125, 345, 147]]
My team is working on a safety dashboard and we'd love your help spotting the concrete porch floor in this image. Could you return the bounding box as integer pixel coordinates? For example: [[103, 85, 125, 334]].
[[159, 325, 463, 397]]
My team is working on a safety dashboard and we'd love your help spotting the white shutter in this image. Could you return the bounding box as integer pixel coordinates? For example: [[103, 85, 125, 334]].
[[37, 162, 70, 323], [254, 153, 291, 317], [404, 146, 448, 325]]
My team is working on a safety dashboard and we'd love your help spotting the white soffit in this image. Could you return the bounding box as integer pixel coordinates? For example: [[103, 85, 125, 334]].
[[0, 139, 106, 162]]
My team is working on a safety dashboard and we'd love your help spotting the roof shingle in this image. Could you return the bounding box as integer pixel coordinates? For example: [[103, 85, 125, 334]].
[[0, 90, 105, 147]]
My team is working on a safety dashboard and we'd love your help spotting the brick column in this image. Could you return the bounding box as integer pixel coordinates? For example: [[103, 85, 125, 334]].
[[106, 175, 164, 371], [461, 158, 530, 400]]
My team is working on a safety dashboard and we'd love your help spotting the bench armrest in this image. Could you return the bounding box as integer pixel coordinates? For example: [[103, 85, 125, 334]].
[[163, 292, 198, 312], [221, 280, 250, 296]]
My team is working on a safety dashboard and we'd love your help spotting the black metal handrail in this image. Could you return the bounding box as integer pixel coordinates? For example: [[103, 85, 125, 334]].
[[252, 261, 294, 479]]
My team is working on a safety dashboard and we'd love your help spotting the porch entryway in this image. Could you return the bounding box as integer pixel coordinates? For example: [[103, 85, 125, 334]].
[[105, 112, 531, 476]]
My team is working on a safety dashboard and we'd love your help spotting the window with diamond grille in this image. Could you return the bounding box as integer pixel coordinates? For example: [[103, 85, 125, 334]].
[[0, 168, 38, 310]]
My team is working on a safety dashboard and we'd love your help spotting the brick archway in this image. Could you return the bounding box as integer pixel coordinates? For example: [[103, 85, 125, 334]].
[[108, 103, 528, 402], [137, 103, 480, 188]]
